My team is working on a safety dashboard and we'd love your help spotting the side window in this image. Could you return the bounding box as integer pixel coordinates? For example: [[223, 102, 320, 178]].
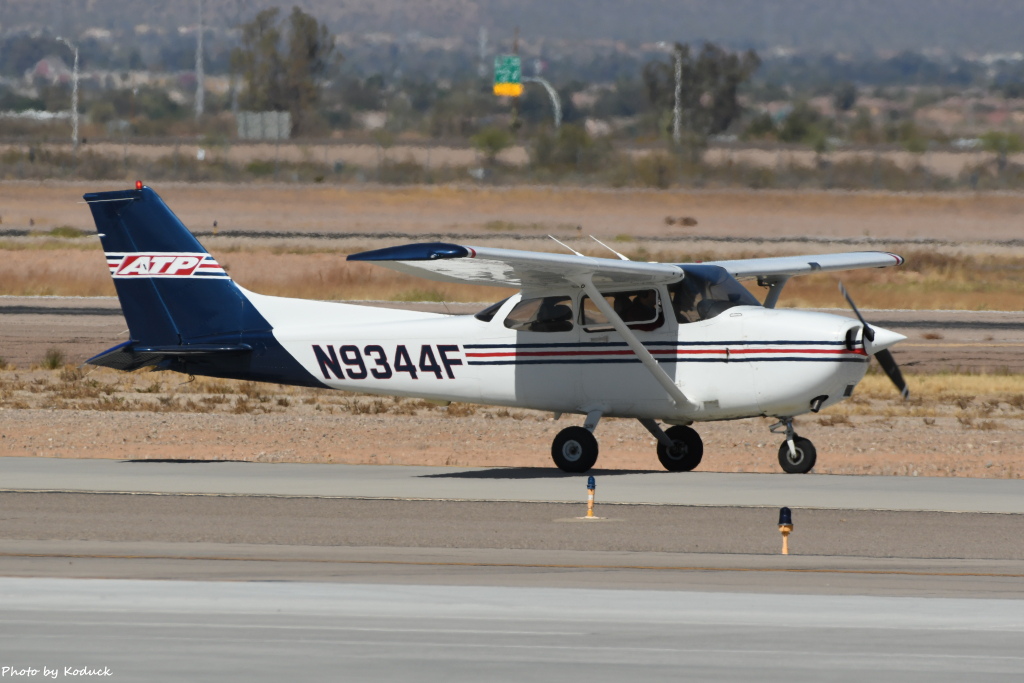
[[503, 295, 575, 332], [581, 289, 663, 331]]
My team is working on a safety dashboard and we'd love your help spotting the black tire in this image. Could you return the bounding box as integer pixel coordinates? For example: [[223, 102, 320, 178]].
[[551, 426, 599, 473], [778, 436, 817, 474], [657, 425, 704, 472]]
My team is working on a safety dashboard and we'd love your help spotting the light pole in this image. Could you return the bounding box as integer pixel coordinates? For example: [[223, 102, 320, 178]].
[[195, 0, 205, 119], [522, 76, 561, 130], [657, 41, 683, 146], [56, 36, 79, 151], [672, 44, 682, 146]]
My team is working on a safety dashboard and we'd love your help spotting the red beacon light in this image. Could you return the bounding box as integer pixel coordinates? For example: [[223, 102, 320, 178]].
[[135, 180, 143, 190]]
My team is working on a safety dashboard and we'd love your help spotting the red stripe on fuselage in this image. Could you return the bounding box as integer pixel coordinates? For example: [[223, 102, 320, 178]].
[[465, 347, 866, 358]]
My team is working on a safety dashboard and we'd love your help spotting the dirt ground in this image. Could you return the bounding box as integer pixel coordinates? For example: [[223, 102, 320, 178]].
[[2, 182, 1024, 478], [5, 180, 1024, 245], [2, 403, 1020, 479]]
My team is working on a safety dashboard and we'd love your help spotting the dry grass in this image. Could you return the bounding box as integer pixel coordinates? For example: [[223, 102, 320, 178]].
[[854, 372, 1024, 400], [0, 366, 538, 419], [818, 372, 1024, 427], [0, 182, 1022, 308], [3, 244, 1024, 309]]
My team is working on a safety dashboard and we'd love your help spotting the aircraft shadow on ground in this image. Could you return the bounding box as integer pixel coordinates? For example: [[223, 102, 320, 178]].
[[121, 459, 247, 464], [419, 467, 659, 480]]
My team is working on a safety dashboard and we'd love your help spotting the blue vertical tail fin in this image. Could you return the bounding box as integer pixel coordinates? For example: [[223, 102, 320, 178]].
[[84, 185, 323, 386], [85, 185, 268, 345]]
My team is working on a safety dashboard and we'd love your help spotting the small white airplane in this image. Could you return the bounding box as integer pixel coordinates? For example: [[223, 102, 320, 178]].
[[85, 184, 908, 474]]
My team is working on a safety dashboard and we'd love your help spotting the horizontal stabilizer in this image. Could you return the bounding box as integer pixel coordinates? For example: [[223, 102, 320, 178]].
[[87, 341, 252, 372]]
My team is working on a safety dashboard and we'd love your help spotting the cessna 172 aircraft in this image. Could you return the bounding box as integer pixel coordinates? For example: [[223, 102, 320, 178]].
[[85, 185, 908, 474]]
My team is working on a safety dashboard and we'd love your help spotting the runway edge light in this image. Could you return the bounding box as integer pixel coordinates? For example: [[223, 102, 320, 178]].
[[586, 476, 596, 518], [778, 507, 793, 555]]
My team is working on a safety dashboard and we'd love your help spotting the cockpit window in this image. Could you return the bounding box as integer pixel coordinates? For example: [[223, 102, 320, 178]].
[[669, 265, 761, 323], [503, 295, 574, 332], [474, 297, 510, 322]]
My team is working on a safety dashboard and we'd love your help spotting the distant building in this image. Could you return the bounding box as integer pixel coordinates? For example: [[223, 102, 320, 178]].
[[26, 56, 71, 85], [236, 111, 292, 140]]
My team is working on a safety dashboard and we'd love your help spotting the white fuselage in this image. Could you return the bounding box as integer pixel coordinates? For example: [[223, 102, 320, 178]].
[[249, 289, 868, 423]]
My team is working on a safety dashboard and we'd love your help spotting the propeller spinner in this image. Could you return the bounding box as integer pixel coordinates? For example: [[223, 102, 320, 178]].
[[839, 282, 909, 400]]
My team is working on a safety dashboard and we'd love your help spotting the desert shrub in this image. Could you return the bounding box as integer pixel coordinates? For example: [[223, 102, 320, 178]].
[[41, 348, 65, 370]]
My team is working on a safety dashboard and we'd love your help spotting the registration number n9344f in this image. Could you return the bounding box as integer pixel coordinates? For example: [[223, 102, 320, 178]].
[[312, 344, 462, 380]]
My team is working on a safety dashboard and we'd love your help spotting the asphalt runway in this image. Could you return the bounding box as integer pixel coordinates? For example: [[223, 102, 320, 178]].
[[3, 579, 1023, 683], [3, 296, 1024, 371], [2, 457, 1023, 681]]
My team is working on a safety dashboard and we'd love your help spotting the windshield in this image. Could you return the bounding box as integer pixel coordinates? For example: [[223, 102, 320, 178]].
[[474, 297, 511, 322], [668, 265, 761, 323]]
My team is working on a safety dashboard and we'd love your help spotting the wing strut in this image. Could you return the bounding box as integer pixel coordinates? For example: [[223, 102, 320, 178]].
[[759, 275, 790, 309], [575, 276, 699, 411]]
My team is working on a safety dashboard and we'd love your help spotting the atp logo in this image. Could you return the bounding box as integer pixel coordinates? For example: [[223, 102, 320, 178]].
[[110, 253, 207, 278]]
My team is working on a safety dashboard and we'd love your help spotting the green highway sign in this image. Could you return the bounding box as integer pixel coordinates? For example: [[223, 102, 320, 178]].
[[493, 55, 523, 97]]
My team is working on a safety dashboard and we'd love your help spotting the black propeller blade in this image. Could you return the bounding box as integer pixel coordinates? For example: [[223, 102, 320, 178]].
[[838, 281, 874, 342], [838, 282, 909, 400], [875, 349, 910, 400]]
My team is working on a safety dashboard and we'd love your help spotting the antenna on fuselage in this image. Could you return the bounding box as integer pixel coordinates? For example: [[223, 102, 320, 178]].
[[588, 235, 630, 261]]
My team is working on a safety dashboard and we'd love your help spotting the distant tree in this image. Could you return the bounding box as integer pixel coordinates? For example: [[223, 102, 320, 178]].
[[283, 7, 336, 132], [338, 74, 386, 111], [778, 101, 824, 143], [642, 42, 760, 155], [531, 124, 610, 172], [980, 131, 1023, 154], [0, 33, 53, 78], [848, 107, 878, 144], [233, 9, 285, 111], [833, 81, 858, 112], [592, 79, 650, 119], [742, 111, 776, 140], [471, 127, 513, 164], [232, 7, 337, 135]]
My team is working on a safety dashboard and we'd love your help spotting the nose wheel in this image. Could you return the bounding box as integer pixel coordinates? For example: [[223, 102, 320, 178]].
[[771, 418, 817, 474], [777, 436, 816, 473]]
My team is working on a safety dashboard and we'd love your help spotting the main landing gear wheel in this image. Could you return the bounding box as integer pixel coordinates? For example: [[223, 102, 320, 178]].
[[778, 436, 816, 474], [551, 426, 599, 473], [657, 425, 704, 472]]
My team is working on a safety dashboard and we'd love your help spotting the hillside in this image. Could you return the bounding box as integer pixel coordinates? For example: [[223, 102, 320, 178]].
[[8, 0, 1024, 53]]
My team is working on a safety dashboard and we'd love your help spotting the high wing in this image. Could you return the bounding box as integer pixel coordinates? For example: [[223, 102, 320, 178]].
[[348, 242, 684, 291], [704, 251, 904, 280], [348, 243, 903, 290]]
